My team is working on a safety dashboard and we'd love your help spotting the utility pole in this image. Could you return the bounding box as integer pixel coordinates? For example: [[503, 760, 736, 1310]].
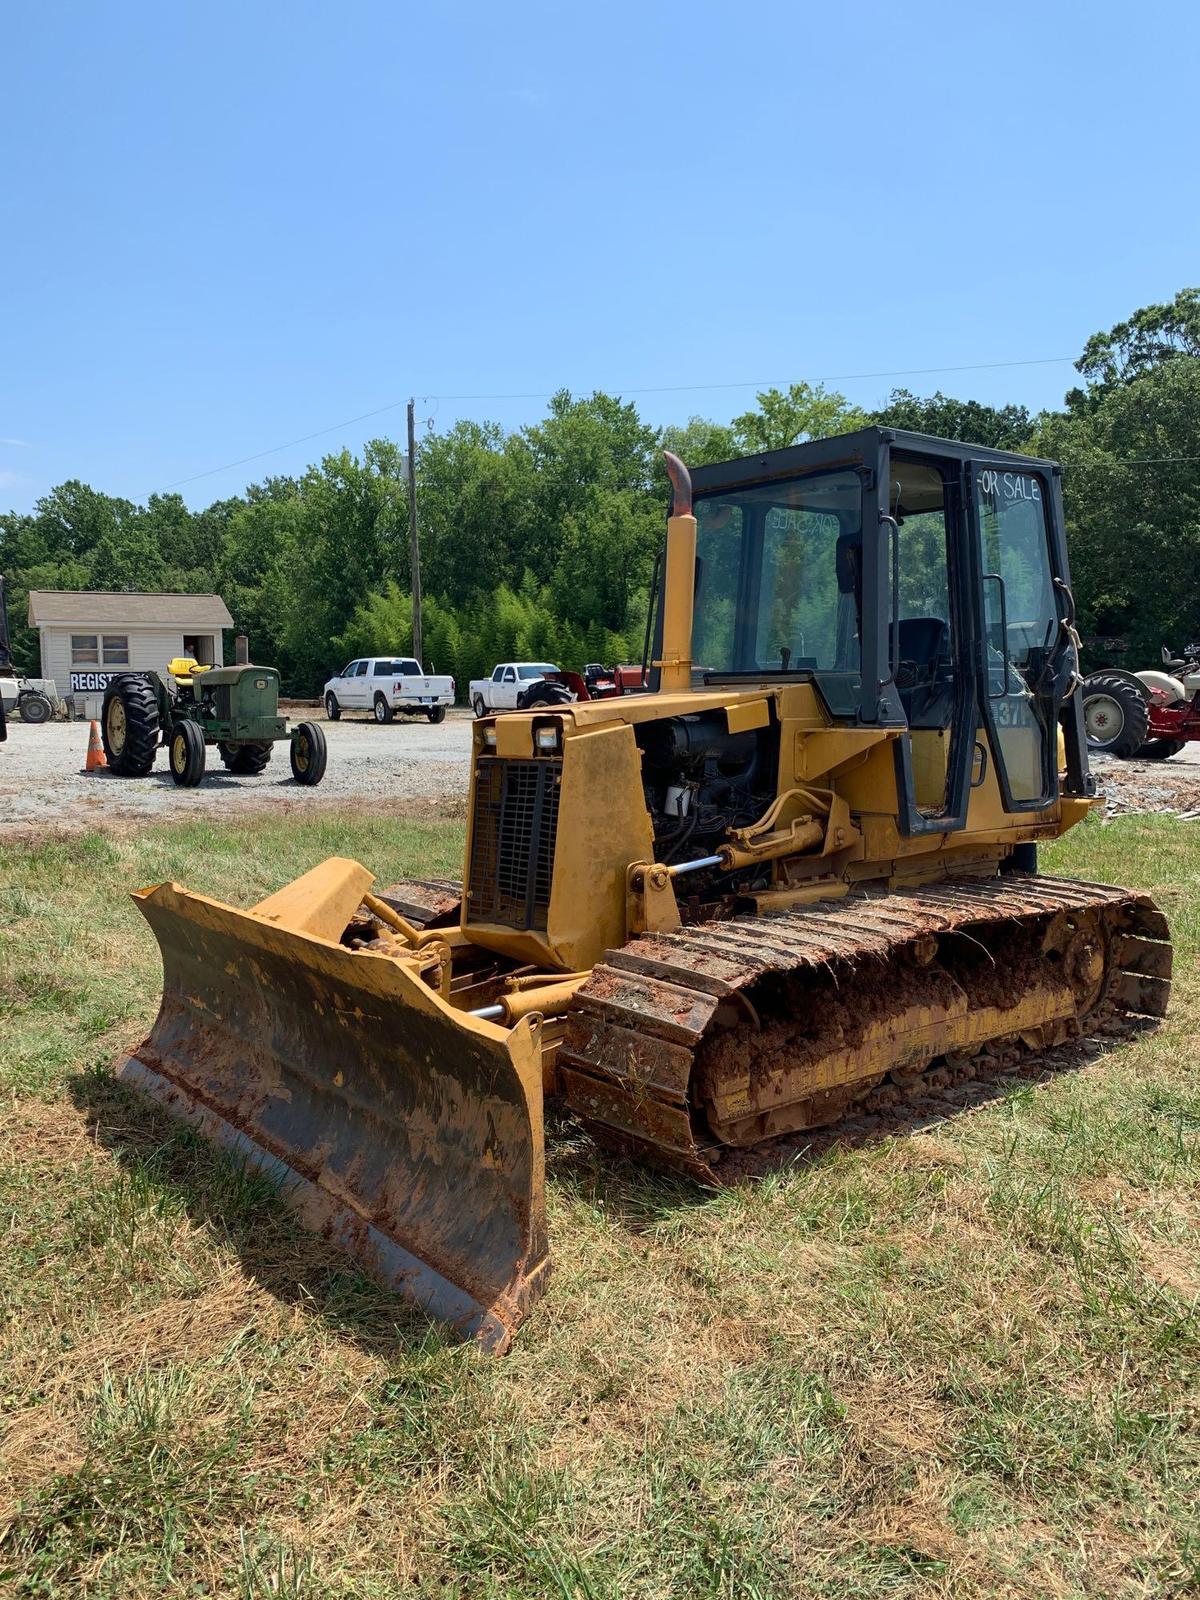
[[406, 399, 423, 666]]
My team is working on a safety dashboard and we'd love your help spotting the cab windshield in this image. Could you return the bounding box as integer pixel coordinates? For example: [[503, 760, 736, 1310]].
[[691, 468, 864, 708]]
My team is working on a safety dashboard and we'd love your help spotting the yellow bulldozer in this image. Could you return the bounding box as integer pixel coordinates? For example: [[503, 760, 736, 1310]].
[[116, 428, 1171, 1351]]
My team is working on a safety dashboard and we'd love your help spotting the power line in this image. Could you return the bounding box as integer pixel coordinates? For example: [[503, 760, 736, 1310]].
[[156, 398, 412, 491], [151, 355, 1078, 495], [424, 355, 1076, 402]]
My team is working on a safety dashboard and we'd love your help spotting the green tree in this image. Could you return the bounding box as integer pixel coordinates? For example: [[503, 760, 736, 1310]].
[[660, 416, 739, 469], [1033, 291, 1200, 663], [1073, 286, 1200, 393], [732, 382, 867, 453], [278, 441, 408, 690], [873, 389, 1033, 451]]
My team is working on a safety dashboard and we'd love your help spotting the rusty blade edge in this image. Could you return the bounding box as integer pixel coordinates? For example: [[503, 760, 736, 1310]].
[[116, 1053, 520, 1355]]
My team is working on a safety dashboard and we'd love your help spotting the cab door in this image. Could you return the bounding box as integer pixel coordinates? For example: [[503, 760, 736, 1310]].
[[883, 450, 977, 834], [968, 463, 1064, 810]]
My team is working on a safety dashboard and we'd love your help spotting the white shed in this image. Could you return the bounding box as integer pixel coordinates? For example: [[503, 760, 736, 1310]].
[[27, 590, 235, 718]]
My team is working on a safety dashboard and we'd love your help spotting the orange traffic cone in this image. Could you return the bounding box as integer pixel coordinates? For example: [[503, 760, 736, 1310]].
[[84, 720, 107, 773]]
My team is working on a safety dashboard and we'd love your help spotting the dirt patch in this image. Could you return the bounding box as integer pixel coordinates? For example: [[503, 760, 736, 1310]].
[[0, 714, 474, 841], [1092, 753, 1200, 818]]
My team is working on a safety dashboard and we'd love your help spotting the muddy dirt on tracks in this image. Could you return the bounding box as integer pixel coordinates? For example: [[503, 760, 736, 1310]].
[[0, 709, 476, 841]]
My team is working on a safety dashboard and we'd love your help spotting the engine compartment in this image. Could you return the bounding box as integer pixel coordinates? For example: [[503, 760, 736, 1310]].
[[635, 710, 778, 873]]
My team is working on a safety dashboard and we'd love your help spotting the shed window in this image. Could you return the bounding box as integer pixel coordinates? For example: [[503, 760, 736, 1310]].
[[71, 634, 99, 664], [102, 635, 129, 665]]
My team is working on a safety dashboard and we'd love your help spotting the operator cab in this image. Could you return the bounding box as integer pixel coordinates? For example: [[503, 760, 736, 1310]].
[[673, 427, 1088, 835]]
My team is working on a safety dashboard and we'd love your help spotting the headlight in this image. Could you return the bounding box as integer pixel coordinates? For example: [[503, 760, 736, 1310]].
[[481, 728, 497, 749], [535, 725, 561, 753]]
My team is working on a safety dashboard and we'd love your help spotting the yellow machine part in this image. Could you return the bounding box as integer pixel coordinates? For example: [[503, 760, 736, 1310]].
[[117, 859, 549, 1352], [110, 445, 1168, 1357], [167, 656, 210, 680]]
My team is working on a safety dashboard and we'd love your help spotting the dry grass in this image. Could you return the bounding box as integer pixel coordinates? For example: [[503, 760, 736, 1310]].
[[0, 812, 1197, 1597]]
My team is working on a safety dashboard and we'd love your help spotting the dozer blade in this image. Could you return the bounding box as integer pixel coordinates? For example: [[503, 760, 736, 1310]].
[[116, 860, 548, 1352]]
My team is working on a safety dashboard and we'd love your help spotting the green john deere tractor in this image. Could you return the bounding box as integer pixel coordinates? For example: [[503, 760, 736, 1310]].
[[100, 658, 327, 788]]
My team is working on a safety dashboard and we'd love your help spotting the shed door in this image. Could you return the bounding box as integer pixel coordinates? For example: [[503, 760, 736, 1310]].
[[183, 634, 215, 665]]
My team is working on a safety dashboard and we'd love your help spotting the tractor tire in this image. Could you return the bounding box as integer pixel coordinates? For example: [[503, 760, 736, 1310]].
[[324, 693, 341, 721], [427, 705, 447, 724], [473, 694, 487, 718], [101, 674, 160, 776], [1081, 674, 1150, 758], [373, 694, 394, 725], [290, 721, 327, 785], [18, 691, 52, 724], [521, 683, 572, 709], [169, 719, 206, 787], [218, 740, 273, 775], [1139, 738, 1186, 761]]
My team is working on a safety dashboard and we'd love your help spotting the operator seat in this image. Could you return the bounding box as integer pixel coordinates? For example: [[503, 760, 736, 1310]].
[[890, 616, 953, 727]]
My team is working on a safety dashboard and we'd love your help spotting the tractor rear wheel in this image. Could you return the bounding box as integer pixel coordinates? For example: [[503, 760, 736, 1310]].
[[169, 720, 206, 787], [101, 674, 160, 776], [1082, 675, 1150, 758], [290, 721, 327, 785], [1139, 738, 1186, 761], [218, 740, 273, 775]]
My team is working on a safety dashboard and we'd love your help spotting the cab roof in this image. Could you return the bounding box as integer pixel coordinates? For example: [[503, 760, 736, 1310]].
[[689, 426, 1059, 497]]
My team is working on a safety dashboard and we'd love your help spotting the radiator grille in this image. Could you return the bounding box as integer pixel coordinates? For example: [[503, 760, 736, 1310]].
[[469, 757, 562, 930]]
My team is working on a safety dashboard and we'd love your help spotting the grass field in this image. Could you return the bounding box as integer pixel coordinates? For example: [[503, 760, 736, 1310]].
[[1, 813, 1197, 1598]]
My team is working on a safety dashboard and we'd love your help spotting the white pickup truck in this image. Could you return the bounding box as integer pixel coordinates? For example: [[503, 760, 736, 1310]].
[[323, 656, 455, 724], [469, 662, 560, 716]]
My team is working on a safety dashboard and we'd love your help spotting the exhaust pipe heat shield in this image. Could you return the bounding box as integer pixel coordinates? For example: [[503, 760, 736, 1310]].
[[117, 873, 548, 1352]]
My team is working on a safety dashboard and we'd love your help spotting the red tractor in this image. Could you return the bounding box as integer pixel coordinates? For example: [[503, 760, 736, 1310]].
[[519, 662, 648, 708], [1082, 645, 1200, 760]]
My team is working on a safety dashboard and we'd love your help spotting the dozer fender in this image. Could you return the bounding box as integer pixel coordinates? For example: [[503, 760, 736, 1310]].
[[117, 859, 549, 1351]]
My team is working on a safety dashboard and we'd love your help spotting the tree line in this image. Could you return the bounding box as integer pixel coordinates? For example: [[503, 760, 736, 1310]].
[[2, 288, 1197, 695]]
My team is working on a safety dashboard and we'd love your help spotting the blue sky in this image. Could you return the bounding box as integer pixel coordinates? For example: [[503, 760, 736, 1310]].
[[2, 0, 1196, 513]]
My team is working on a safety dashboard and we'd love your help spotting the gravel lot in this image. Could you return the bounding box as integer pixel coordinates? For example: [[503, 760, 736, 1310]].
[[0, 707, 475, 839], [5, 706, 1200, 841]]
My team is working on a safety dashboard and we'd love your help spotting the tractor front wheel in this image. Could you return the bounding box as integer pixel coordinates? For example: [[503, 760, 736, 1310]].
[[218, 740, 273, 775], [290, 721, 327, 785], [169, 720, 206, 787], [1082, 675, 1150, 759], [101, 674, 161, 776]]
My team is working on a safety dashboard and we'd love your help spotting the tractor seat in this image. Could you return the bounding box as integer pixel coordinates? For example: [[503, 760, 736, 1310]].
[[168, 657, 210, 681], [892, 617, 949, 667], [890, 616, 953, 727]]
